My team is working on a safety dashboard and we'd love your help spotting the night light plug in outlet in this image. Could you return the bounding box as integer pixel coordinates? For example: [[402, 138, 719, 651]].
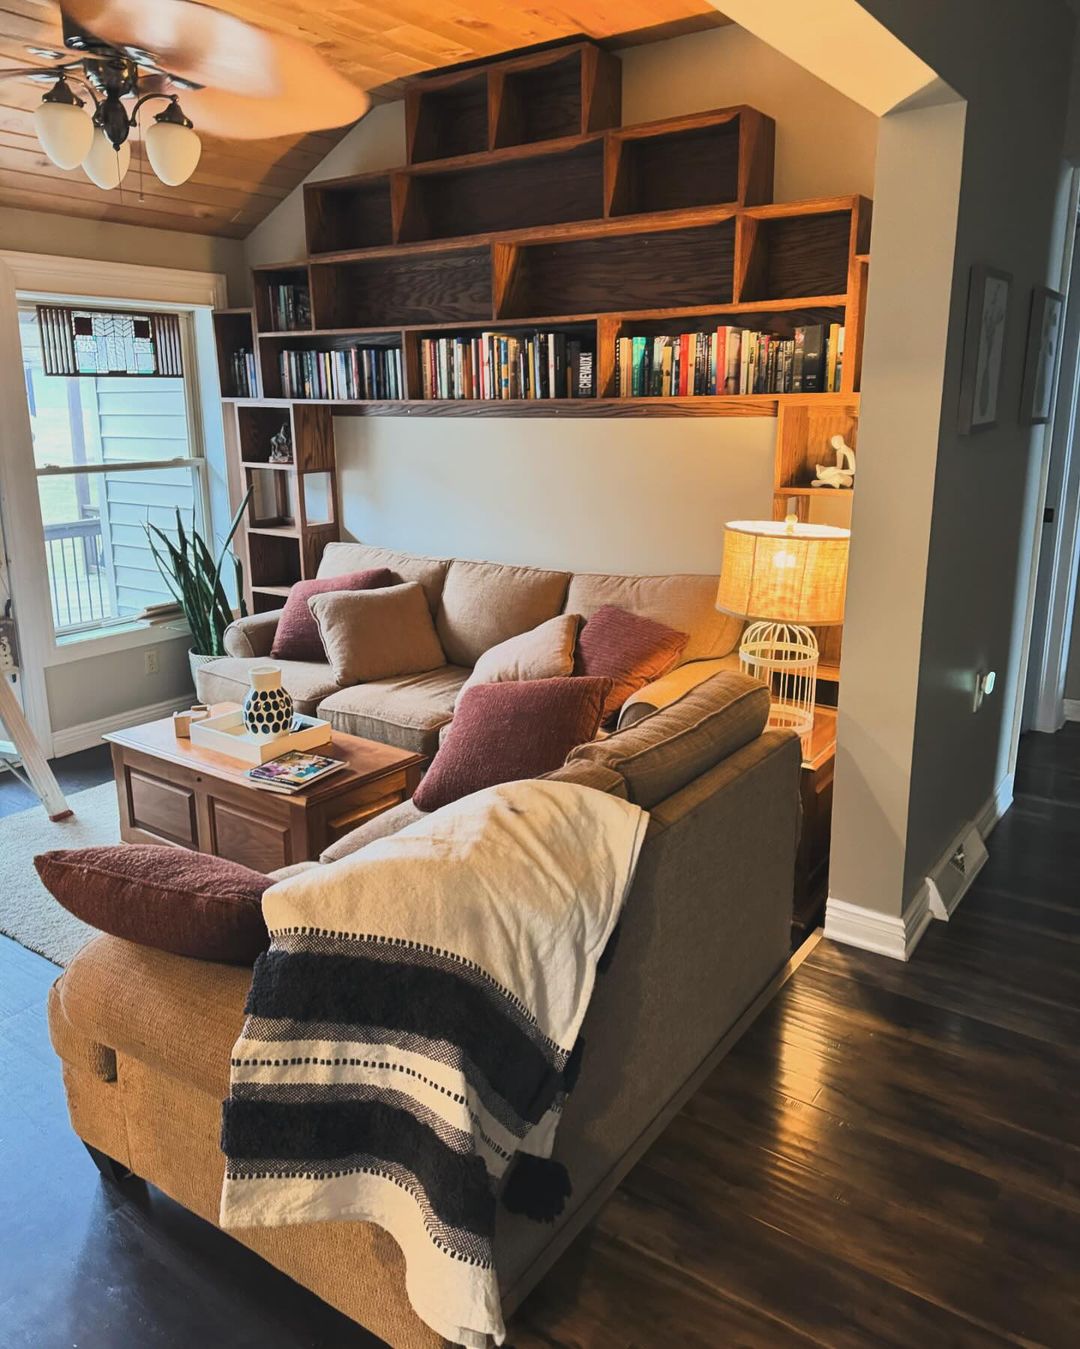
[[144, 648, 159, 676], [973, 669, 996, 712]]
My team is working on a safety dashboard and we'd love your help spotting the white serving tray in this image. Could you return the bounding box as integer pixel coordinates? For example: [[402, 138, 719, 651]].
[[190, 708, 333, 765]]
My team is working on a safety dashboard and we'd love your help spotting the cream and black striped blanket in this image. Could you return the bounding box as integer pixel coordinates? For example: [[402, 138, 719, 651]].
[[219, 779, 647, 1346]]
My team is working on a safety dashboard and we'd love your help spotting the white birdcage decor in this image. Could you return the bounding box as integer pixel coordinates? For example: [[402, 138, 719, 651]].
[[716, 518, 850, 743]]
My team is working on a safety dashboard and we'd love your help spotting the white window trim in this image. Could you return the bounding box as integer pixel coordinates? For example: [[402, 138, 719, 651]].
[[0, 252, 228, 748]]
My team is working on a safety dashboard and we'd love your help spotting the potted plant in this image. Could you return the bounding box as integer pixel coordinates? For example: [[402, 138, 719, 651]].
[[145, 488, 252, 685]]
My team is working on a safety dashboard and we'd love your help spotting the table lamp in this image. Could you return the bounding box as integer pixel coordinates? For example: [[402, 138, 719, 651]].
[[716, 516, 850, 737]]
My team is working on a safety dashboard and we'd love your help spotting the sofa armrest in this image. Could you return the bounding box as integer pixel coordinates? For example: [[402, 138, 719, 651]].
[[618, 654, 741, 729], [223, 609, 285, 659]]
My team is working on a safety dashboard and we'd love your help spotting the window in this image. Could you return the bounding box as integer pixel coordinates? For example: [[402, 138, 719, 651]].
[[18, 304, 207, 638]]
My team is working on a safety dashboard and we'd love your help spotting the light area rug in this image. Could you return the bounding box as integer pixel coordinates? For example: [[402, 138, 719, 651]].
[[0, 781, 118, 966]]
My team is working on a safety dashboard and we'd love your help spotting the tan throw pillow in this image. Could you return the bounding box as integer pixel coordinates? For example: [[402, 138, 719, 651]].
[[456, 613, 580, 706], [308, 582, 446, 685]]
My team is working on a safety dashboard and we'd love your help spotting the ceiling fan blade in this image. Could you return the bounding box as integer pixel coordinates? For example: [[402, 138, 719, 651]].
[[61, 0, 370, 135]]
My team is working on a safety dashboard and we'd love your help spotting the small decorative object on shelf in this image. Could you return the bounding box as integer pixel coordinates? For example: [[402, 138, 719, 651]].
[[812, 434, 856, 488], [716, 515, 850, 744], [268, 422, 293, 463], [242, 665, 295, 739]]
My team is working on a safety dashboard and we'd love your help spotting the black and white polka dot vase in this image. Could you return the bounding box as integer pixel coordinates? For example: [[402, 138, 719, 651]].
[[242, 664, 294, 740]]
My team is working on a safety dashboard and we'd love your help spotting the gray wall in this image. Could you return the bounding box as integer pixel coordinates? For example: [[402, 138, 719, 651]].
[[245, 23, 878, 577], [828, 0, 1075, 923]]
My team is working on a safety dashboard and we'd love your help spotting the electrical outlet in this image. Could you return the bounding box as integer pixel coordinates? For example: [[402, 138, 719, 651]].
[[144, 648, 159, 676]]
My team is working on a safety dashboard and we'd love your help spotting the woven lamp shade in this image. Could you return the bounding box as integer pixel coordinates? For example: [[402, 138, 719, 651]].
[[717, 520, 850, 626]]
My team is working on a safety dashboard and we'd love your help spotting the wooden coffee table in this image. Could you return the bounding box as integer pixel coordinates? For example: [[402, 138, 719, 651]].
[[105, 706, 424, 873]]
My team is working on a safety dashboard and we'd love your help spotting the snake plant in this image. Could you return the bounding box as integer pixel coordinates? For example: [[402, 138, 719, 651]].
[[145, 488, 251, 657]]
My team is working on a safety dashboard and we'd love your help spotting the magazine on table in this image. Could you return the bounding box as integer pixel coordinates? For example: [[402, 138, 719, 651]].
[[246, 750, 348, 794]]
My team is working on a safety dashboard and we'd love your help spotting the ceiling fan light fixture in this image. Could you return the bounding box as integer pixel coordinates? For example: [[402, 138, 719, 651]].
[[82, 126, 131, 189], [34, 75, 94, 170], [144, 99, 201, 187]]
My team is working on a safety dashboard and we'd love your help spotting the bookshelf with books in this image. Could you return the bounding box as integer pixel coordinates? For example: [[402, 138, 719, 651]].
[[213, 309, 259, 399]]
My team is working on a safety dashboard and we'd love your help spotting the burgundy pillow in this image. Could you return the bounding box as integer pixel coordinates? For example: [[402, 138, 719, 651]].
[[575, 605, 689, 722], [34, 845, 272, 964], [270, 568, 394, 662], [412, 676, 611, 812]]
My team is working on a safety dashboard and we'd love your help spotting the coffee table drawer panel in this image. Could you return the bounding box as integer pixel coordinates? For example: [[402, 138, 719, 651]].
[[207, 796, 294, 872], [126, 768, 198, 847]]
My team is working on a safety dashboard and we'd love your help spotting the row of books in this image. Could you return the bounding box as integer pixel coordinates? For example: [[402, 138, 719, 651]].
[[268, 283, 311, 332], [278, 346, 405, 401], [228, 347, 257, 398], [419, 332, 595, 401], [615, 323, 846, 397]]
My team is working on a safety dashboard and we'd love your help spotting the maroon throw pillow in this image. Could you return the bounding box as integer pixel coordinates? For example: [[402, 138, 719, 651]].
[[412, 676, 611, 812], [575, 605, 689, 722], [270, 568, 394, 663], [34, 845, 272, 965]]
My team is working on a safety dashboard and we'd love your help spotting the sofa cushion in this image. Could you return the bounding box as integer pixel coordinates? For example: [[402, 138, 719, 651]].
[[435, 559, 570, 667], [195, 656, 341, 717], [310, 582, 446, 686], [575, 605, 689, 723], [35, 845, 271, 964], [564, 571, 742, 662], [456, 612, 580, 705], [270, 568, 394, 662], [317, 665, 469, 755], [317, 541, 449, 615], [412, 676, 610, 811], [567, 671, 770, 809]]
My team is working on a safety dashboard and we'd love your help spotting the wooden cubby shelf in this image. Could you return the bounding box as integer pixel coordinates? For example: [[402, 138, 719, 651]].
[[214, 39, 871, 599]]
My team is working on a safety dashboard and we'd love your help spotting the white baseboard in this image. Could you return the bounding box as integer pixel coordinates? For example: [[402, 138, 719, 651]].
[[1065, 699, 1080, 722], [823, 889, 932, 962], [975, 771, 1014, 838], [50, 695, 193, 759]]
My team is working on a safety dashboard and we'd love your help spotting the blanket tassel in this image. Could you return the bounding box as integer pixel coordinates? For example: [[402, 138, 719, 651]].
[[502, 1153, 572, 1222]]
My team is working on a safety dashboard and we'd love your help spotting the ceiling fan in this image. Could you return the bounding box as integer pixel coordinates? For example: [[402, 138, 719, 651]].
[[1, 0, 371, 191]]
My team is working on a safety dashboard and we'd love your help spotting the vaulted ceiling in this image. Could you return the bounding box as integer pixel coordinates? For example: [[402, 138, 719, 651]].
[[0, 0, 730, 239]]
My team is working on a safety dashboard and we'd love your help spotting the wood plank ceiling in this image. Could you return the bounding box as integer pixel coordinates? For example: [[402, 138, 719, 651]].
[[0, 0, 730, 239]]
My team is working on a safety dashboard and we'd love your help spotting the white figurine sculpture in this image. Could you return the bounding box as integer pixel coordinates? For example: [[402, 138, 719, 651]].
[[812, 434, 856, 489]]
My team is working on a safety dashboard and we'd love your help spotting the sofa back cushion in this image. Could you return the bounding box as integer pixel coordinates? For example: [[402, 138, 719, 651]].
[[564, 571, 741, 662], [567, 671, 770, 808], [317, 541, 449, 615], [435, 559, 570, 666], [309, 582, 446, 684]]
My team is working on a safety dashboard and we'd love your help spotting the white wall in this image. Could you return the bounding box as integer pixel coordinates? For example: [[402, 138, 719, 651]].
[[245, 24, 878, 576]]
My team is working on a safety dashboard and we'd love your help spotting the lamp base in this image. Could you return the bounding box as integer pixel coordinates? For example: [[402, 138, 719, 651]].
[[738, 620, 819, 739]]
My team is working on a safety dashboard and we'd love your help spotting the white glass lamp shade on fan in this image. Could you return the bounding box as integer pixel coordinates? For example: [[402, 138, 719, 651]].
[[716, 518, 850, 741], [83, 129, 131, 190], [34, 98, 94, 170], [145, 117, 202, 186]]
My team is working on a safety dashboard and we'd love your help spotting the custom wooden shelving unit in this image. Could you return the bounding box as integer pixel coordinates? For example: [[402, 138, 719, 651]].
[[213, 38, 869, 628]]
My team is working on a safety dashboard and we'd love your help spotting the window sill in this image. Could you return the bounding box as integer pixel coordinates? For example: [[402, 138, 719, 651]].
[[48, 619, 191, 666]]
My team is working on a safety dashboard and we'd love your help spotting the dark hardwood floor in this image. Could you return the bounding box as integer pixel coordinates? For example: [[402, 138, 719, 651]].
[[2, 725, 1079, 1347], [0, 742, 113, 817]]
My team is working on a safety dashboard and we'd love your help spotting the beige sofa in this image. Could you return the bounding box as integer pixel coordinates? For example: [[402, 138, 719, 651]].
[[48, 672, 801, 1348], [195, 542, 745, 755]]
